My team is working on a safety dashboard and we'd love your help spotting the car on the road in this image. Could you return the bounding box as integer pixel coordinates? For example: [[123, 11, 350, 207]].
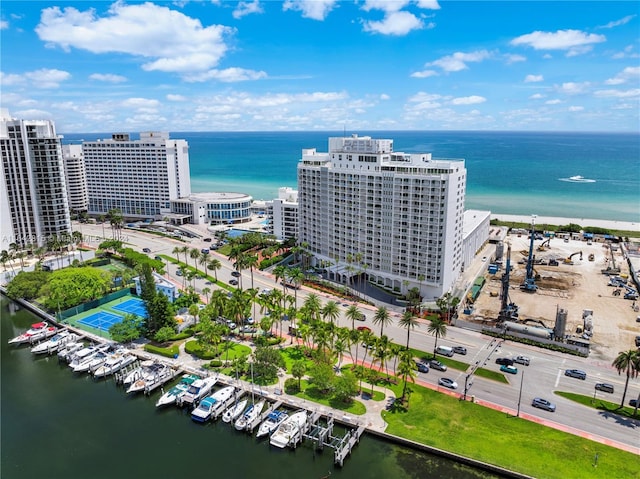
[[261, 288, 272, 295], [142, 248, 151, 253], [481, 256, 487, 262], [630, 399, 638, 407], [429, 359, 447, 371], [231, 271, 241, 277], [452, 346, 467, 355], [415, 361, 429, 373], [245, 317, 254, 325], [495, 357, 514, 366], [154, 256, 162, 261], [356, 326, 371, 333], [531, 397, 556, 412], [355, 313, 366, 321], [595, 383, 614, 393], [240, 326, 257, 334], [438, 377, 458, 389], [200, 248, 209, 254], [229, 279, 238, 286], [203, 237, 212, 242], [564, 369, 587, 380], [513, 355, 530, 366], [500, 365, 518, 375], [176, 269, 183, 276]]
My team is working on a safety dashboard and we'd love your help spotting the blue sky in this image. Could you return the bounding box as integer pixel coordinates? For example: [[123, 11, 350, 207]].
[[1, 1, 638, 132]]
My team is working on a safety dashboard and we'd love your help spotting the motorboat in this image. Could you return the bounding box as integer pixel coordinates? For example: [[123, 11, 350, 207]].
[[207, 385, 236, 415], [256, 410, 288, 438], [31, 330, 77, 355], [68, 343, 109, 372], [155, 374, 201, 408], [179, 376, 218, 407], [58, 341, 84, 362], [75, 349, 109, 374], [126, 362, 174, 394], [190, 396, 219, 423], [234, 400, 265, 431], [270, 411, 307, 448], [222, 398, 247, 424], [121, 360, 154, 387], [9, 322, 57, 345], [93, 349, 137, 378]]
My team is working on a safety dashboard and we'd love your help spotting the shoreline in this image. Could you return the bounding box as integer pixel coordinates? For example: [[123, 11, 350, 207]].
[[490, 214, 639, 232]]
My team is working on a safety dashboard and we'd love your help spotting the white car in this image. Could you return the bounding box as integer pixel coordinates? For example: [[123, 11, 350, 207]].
[[438, 378, 458, 389]]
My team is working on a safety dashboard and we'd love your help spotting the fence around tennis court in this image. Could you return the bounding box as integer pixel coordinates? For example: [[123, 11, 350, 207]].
[[57, 288, 134, 321]]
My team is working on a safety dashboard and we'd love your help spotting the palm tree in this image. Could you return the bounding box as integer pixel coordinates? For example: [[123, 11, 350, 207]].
[[208, 258, 222, 282], [244, 254, 259, 290], [345, 305, 362, 330], [612, 350, 640, 408], [180, 245, 189, 266], [273, 264, 287, 295], [428, 317, 448, 357], [190, 248, 200, 274], [199, 252, 210, 277], [172, 246, 181, 263], [321, 300, 340, 325], [372, 306, 392, 337], [398, 310, 419, 350], [287, 266, 305, 307], [201, 287, 211, 303], [398, 349, 417, 405], [302, 294, 322, 323]]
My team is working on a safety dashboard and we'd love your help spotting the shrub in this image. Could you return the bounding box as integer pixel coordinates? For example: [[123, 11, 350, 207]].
[[209, 359, 223, 368], [184, 340, 218, 360], [144, 343, 179, 358], [284, 377, 300, 394]]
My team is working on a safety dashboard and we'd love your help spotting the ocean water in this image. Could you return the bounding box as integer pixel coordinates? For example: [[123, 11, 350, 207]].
[[62, 131, 640, 223]]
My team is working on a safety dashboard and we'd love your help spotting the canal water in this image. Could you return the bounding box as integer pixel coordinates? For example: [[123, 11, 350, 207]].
[[1, 295, 499, 479]]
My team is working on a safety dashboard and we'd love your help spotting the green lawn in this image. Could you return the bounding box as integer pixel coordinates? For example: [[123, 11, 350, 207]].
[[555, 391, 639, 419], [292, 379, 367, 415], [383, 382, 638, 479]]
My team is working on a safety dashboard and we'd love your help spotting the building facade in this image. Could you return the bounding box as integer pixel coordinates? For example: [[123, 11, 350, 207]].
[[266, 187, 298, 241], [62, 144, 88, 213], [297, 134, 466, 300], [83, 132, 191, 219], [133, 272, 177, 303], [170, 192, 253, 226], [0, 110, 71, 249]]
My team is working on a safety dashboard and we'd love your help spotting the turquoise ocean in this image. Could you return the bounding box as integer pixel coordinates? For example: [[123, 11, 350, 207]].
[[63, 131, 640, 223]]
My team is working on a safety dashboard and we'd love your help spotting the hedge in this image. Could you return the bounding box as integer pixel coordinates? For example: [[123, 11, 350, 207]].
[[144, 343, 179, 358]]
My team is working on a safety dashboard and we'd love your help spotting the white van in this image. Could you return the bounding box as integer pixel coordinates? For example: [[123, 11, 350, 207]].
[[436, 345, 454, 357]]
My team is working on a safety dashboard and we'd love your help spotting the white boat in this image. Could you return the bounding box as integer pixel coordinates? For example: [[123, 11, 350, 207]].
[[68, 344, 109, 372], [93, 349, 137, 378], [121, 360, 154, 386], [234, 400, 265, 431], [256, 410, 288, 438], [75, 349, 109, 373], [155, 374, 201, 408], [31, 331, 76, 355], [190, 385, 235, 422], [222, 398, 247, 424], [58, 341, 84, 362], [9, 322, 57, 345], [270, 411, 307, 448], [562, 175, 596, 183], [126, 362, 174, 394], [179, 376, 218, 406]]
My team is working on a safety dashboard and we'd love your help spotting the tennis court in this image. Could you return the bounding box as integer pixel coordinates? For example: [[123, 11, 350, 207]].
[[78, 311, 125, 332], [113, 298, 148, 318]]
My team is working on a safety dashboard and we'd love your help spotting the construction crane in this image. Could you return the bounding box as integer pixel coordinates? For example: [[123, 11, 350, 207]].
[[498, 244, 520, 322], [520, 216, 538, 292], [601, 242, 621, 275]]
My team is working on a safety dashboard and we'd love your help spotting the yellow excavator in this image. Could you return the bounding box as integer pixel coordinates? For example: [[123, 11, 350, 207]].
[[563, 251, 582, 264]]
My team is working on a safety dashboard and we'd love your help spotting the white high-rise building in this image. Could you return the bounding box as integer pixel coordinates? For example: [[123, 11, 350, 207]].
[[297, 134, 466, 300], [267, 187, 299, 241], [83, 132, 191, 219], [0, 110, 71, 249], [62, 144, 88, 213]]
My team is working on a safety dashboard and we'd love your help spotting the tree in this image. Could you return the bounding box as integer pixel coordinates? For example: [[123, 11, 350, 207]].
[[291, 360, 307, 390], [5, 271, 49, 301], [398, 310, 419, 350], [189, 248, 201, 274], [345, 305, 362, 330], [428, 317, 448, 357], [333, 370, 358, 404], [108, 314, 143, 344], [252, 345, 285, 384], [321, 300, 340, 325], [309, 362, 335, 395], [154, 325, 176, 343], [398, 349, 417, 405], [208, 258, 222, 282], [145, 293, 176, 337], [372, 306, 392, 337], [612, 350, 640, 408], [139, 263, 157, 303]]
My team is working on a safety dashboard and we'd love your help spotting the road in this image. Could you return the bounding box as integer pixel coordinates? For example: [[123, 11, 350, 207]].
[[76, 221, 640, 453]]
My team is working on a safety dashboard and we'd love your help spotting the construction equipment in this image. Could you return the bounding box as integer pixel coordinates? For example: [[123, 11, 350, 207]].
[[563, 251, 582, 264], [537, 238, 551, 251], [624, 286, 639, 300], [588, 253, 594, 261], [498, 244, 520, 322], [520, 217, 538, 292], [601, 242, 621, 275]]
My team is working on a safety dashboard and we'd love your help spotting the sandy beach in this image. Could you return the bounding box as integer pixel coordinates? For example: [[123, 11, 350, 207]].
[[491, 214, 639, 233]]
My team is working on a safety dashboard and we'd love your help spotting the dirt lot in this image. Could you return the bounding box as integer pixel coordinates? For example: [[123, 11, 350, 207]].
[[470, 235, 640, 363]]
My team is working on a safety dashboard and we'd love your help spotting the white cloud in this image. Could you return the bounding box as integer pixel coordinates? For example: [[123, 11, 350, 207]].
[[612, 45, 639, 60], [524, 74, 543, 83], [597, 15, 636, 29], [121, 98, 161, 109], [1, 20, 8, 29], [36, 3, 234, 73], [557, 82, 590, 95], [13, 109, 54, 120], [593, 88, 640, 99], [604, 66, 640, 85], [450, 95, 486, 105], [363, 11, 424, 35], [568, 106, 584, 112], [183, 67, 267, 83], [166, 94, 187, 102], [380, 94, 390, 100], [504, 54, 526, 64], [233, 1, 264, 19], [406, 91, 445, 110], [3, 68, 72, 88], [529, 93, 545, 99], [428, 50, 492, 72], [545, 99, 562, 105], [89, 73, 127, 83], [415, 0, 440, 9], [411, 69, 438, 78], [282, 0, 337, 21], [511, 30, 606, 56]]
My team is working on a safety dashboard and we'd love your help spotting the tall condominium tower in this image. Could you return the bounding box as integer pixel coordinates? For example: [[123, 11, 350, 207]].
[[0, 110, 71, 249], [297, 134, 466, 300], [62, 144, 88, 213], [83, 132, 191, 219]]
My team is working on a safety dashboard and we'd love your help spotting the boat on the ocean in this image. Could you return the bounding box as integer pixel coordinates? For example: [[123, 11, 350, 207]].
[[9, 322, 57, 345], [222, 398, 248, 424], [30, 330, 77, 355], [178, 376, 218, 407], [561, 175, 596, 183], [155, 374, 201, 408], [126, 362, 174, 394], [191, 385, 235, 421], [68, 344, 109, 372], [234, 400, 265, 431], [269, 410, 307, 448], [256, 410, 288, 438], [92, 349, 137, 378]]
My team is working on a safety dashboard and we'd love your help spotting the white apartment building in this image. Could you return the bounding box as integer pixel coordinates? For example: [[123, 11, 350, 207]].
[[0, 110, 71, 249], [267, 187, 299, 241], [169, 192, 253, 226], [298, 134, 466, 300], [62, 144, 88, 213], [83, 132, 191, 219]]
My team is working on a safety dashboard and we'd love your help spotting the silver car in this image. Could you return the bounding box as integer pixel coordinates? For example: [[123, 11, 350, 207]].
[[532, 397, 556, 412]]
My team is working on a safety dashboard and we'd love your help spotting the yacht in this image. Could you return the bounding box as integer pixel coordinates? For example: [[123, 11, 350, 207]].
[[126, 362, 174, 394], [178, 376, 218, 407], [190, 396, 219, 423], [270, 411, 307, 448], [256, 410, 288, 438], [222, 398, 247, 424], [58, 341, 85, 362], [9, 322, 57, 345], [68, 344, 109, 372], [155, 374, 201, 408], [75, 349, 109, 374], [31, 331, 77, 355], [93, 349, 137, 378], [234, 400, 265, 431]]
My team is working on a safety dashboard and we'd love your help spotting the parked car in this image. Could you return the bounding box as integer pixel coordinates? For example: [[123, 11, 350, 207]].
[[415, 362, 429, 373], [154, 256, 163, 261], [142, 247, 151, 253], [229, 279, 238, 286], [513, 355, 530, 366], [564, 369, 587, 380], [495, 357, 514, 366], [429, 359, 447, 371], [629, 399, 638, 407], [356, 326, 371, 333], [231, 271, 241, 277], [176, 269, 183, 276], [595, 383, 614, 393], [532, 397, 556, 412], [438, 377, 458, 389], [355, 313, 366, 321], [200, 248, 209, 254], [203, 237, 212, 242], [452, 346, 467, 355], [500, 365, 518, 375]]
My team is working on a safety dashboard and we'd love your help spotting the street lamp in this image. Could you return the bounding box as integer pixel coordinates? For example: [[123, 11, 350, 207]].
[[516, 369, 525, 417]]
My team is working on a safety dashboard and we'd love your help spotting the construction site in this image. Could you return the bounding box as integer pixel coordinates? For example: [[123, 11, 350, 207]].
[[462, 223, 640, 363]]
